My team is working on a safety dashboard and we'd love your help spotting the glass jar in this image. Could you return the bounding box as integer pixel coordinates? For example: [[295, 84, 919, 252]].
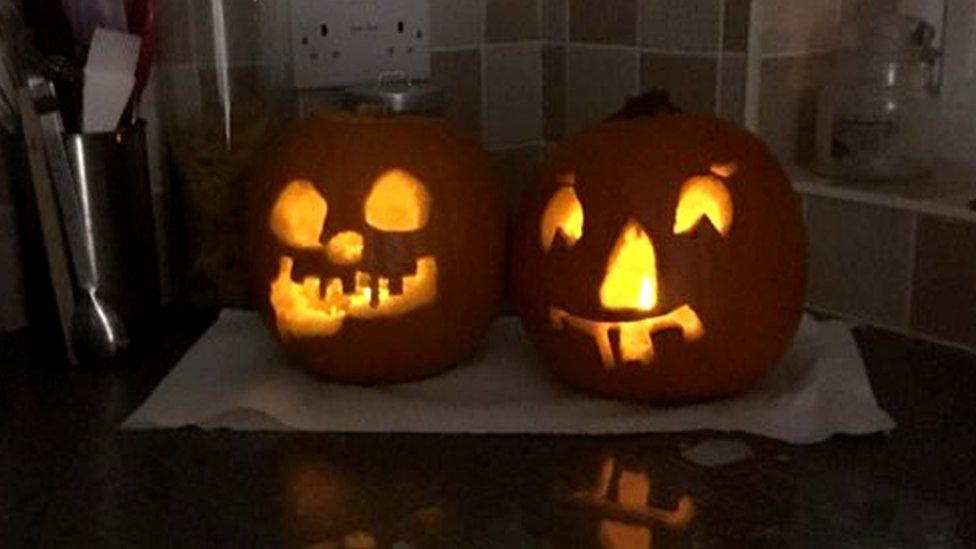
[[814, 14, 940, 181]]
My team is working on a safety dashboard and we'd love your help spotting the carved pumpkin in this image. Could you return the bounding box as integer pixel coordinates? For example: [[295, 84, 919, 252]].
[[249, 113, 504, 383], [512, 115, 806, 403]]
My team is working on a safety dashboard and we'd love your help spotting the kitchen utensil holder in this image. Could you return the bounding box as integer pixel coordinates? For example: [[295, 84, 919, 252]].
[[63, 123, 160, 347]]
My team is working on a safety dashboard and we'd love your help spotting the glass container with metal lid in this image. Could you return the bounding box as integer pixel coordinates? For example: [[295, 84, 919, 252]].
[[343, 71, 444, 116], [813, 13, 940, 181]]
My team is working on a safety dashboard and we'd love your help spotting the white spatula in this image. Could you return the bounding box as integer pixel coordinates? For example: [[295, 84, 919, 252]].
[[82, 28, 141, 133]]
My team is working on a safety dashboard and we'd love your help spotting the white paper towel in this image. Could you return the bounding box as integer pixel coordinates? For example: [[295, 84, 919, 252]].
[[123, 311, 895, 444]]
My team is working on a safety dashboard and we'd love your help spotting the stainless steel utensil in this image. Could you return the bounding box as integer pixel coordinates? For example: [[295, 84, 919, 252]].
[[27, 77, 127, 360]]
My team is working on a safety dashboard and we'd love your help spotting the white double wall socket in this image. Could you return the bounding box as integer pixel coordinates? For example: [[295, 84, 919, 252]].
[[290, 0, 430, 89]]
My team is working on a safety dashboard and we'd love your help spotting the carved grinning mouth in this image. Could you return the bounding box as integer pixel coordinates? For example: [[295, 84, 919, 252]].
[[270, 255, 437, 339], [549, 305, 704, 369]]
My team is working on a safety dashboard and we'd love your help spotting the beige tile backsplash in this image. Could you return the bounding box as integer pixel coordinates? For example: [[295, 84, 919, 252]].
[[431, 49, 483, 137], [805, 196, 916, 328], [542, 0, 568, 41], [639, 53, 717, 114], [723, 0, 751, 51], [485, 44, 543, 147], [486, 0, 540, 42], [428, 0, 484, 47], [156, 0, 755, 153], [542, 46, 566, 140], [565, 46, 638, 133], [719, 54, 747, 123], [568, 0, 638, 45], [639, 0, 721, 52]]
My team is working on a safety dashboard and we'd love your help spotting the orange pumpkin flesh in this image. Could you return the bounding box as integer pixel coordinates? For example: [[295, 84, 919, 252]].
[[249, 113, 505, 384], [512, 115, 807, 403]]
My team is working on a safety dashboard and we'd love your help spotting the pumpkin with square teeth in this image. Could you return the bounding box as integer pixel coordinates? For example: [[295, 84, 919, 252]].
[[249, 113, 505, 383], [512, 115, 806, 403]]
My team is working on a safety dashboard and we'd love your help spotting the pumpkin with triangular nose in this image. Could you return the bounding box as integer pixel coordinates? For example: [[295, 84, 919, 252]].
[[512, 115, 806, 403], [249, 113, 505, 383]]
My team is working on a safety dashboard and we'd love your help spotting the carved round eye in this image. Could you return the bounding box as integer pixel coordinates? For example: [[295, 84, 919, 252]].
[[364, 169, 431, 232], [540, 173, 583, 252], [269, 179, 328, 248], [673, 166, 734, 238]]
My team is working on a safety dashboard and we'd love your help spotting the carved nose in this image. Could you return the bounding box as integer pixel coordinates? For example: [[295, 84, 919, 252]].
[[599, 219, 658, 312], [324, 230, 363, 266]]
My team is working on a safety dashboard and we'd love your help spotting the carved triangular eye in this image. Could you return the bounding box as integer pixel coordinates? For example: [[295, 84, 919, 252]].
[[540, 173, 584, 252], [673, 164, 734, 238], [269, 179, 327, 248]]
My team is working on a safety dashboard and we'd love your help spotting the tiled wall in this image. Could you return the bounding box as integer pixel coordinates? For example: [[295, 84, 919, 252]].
[[804, 194, 976, 350], [150, 0, 758, 204], [544, 0, 751, 136], [462, 0, 754, 205]]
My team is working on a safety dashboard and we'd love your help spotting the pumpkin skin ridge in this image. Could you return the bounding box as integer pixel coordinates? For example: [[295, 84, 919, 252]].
[[512, 114, 806, 404], [248, 113, 505, 384]]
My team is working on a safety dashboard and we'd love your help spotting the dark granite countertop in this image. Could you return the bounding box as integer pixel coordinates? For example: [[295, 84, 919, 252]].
[[2, 312, 975, 548]]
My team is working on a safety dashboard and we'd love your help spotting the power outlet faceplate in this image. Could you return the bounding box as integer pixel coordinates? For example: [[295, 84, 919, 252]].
[[290, 0, 430, 89]]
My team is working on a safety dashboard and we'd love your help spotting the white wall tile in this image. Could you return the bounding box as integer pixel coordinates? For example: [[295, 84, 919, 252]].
[[565, 46, 637, 134], [805, 196, 916, 328], [485, 44, 543, 147], [429, 0, 484, 46]]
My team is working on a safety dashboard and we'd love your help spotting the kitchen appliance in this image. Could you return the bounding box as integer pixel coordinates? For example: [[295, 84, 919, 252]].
[[813, 13, 940, 181]]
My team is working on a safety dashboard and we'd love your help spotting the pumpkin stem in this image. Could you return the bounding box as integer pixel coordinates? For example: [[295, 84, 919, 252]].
[[607, 89, 681, 121]]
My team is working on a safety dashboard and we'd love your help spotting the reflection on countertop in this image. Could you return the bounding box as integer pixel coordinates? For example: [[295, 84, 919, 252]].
[[0, 311, 974, 547]]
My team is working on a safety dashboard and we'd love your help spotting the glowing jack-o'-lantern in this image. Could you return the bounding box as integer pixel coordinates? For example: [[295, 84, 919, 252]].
[[513, 115, 806, 403], [249, 113, 504, 383]]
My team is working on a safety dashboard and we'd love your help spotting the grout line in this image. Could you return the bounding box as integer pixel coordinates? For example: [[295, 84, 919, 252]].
[[562, 13, 570, 139], [429, 44, 483, 52], [633, 0, 642, 94], [760, 46, 838, 59], [714, 0, 726, 115], [549, 41, 720, 58], [639, 46, 719, 58], [187, 0, 199, 67], [535, 40, 544, 145], [479, 0, 488, 147], [632, 47, 641, 95], [564, 0, 571, 42], [537, 0, 543, 40], [903, 212, 919, 330], [546, 41, 637, 52], [482, 39, 547, 49], [743, 0, 763, 130], [487, 140, 549, 152]]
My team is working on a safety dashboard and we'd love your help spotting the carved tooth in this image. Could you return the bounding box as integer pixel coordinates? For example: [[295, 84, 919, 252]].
[[340, 272, 357, 294], [388, 275, 404, 295], [369, 275, 380, 308]]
